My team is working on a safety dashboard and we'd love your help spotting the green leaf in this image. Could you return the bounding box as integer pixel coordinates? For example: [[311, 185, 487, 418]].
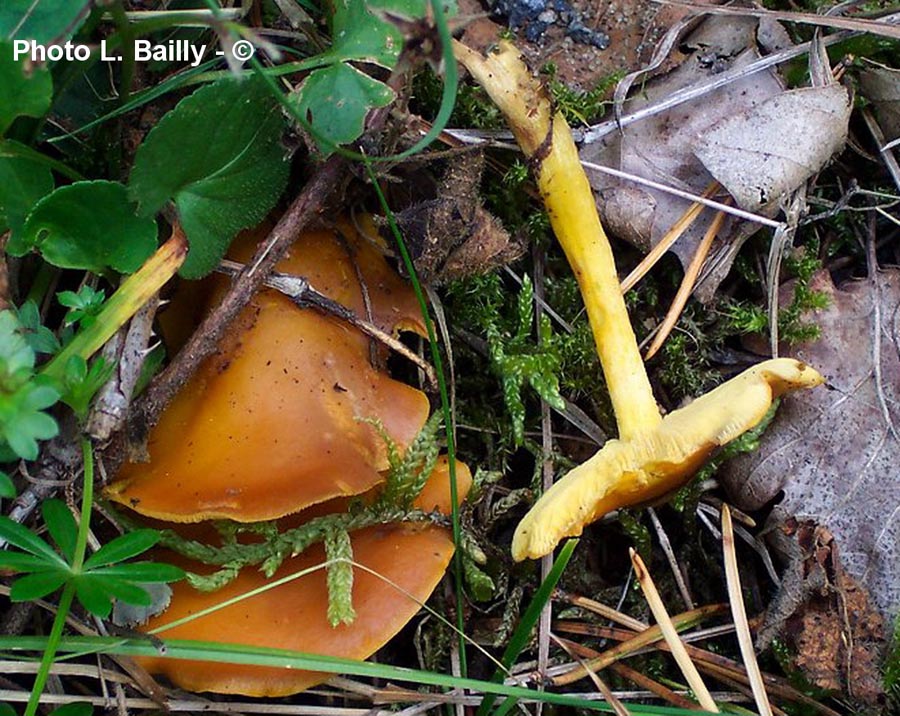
[[90, 576, 153, 606], [15, 300, 61, 355], [327, 0, 405, 67], [87, 561, 185, 583], [0, 308, 36, 376], [11, 181, 158, 273], [9, 569, 68, 601], [0, 702, 16, 716], [0, 40, 53, 136], [1, 380, 59, 460], [49, 703, 93, 716], [0, 470, 15, 499], [129, 75, 290, 279], [59, 355, 115, 421], [0, 516, 66, 566], [42, 498, 77, 564], [73, 575, 114, 618], [82, 529, 159, 569], [0, 152, 54, 237], [58, 285, 106, 329], [0, 551, 54, 572], [292, 63, 394, 150]]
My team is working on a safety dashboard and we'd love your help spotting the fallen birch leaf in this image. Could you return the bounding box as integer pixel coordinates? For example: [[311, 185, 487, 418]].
[[694, 84, 851, 210], [721, 268, 900, 625], [583, 17, 849, 301], [583, 16, 785, 301]]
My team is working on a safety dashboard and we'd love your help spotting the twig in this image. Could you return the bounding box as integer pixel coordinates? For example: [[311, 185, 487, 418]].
[[86, 296, 159, 442], [650, 1, 900, 40], [128, 155, 346, 450], [620, 182, 719, 294], [216, 258, 437, 389], [645, 209, 726, 360], [647, 507, 694, 610], [861, 106, 900, 195]]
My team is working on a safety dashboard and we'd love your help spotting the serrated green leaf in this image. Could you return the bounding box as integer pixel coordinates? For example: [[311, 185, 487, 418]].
[[0, 152, 54, 238], [0, 516, 66, 566], [0, 308, 35, 377], [0, 470, 15, 498], [293, 63, 394, 150], [82, 529, 159, 569], [87, 561, 185, 583], [42, 498, 77, 564], [0, 40, 52, 135], [15, 299, 61, 355], [9, 569, 68, 601], [129, 75, 290, 279], [0, 0, 91, 43], [12, 181, 158, 273]]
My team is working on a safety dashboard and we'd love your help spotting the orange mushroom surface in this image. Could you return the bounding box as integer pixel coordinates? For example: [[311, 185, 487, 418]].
[[136, 457, 472, 696], [107, 221, 430, 523]]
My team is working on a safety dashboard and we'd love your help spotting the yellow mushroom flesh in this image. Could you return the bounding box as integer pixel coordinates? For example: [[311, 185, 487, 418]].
[[452, 41, 824, 561]]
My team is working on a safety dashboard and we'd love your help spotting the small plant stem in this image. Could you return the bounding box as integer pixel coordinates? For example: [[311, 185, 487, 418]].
[[42, 228, 187, 384], [24, 582, 75, 716], [452, 41, 660, 440], [365, 160, 468, 677], [24, 436, 94, 716]]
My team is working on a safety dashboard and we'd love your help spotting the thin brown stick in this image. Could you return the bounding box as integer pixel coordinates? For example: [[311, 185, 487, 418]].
[[552, 634, 631, 716], [611, 662, 704, 711], [644, 209, 726, 360], [620, 182, 720, 294], [651, 1, 900, 40], [128, 155, 346, 448]]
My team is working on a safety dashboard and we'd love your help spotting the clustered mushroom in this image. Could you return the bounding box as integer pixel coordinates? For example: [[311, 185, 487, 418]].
[[451, 40, 824, 562], [108, 218, 468, 695]]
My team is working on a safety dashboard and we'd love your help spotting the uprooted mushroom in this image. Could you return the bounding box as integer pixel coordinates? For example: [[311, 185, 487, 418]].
[[107, 219, 469, 694], [451, 40, 824, 561]]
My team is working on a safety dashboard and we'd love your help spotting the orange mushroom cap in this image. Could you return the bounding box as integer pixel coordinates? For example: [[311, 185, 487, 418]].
[[136, 457, 472, 696], [107, 219, 430, 523]]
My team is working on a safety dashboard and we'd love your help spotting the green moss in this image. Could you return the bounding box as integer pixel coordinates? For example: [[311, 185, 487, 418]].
[[721, 243, 829, 345], [542, 63, 622, 126]]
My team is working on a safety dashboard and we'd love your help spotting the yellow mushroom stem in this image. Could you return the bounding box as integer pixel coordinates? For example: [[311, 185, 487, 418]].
[[452, 40, 825, 562], [453, 40, 660, 441]]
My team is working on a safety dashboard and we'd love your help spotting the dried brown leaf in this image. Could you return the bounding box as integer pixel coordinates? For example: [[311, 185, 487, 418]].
[[721, 268, 900, 626], [860, 65, 900, 142], [694, 84, 851, 210]]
